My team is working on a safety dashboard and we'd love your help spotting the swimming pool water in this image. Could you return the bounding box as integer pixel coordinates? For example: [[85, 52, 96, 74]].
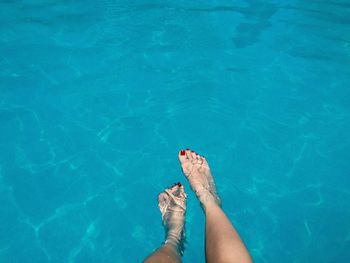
[[1, 1, 350, 262]]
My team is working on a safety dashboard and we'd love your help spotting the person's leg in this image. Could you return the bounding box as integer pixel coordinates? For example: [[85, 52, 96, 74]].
[[143, 244, 181, 263], [204, 202, 252, 263], [143, 183, 187, 263], [178, 149, 252, 263]]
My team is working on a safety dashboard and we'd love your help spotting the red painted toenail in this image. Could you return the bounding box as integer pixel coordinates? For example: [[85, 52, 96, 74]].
[[177, 182, 182, 187], [180, 150, 185, 156]]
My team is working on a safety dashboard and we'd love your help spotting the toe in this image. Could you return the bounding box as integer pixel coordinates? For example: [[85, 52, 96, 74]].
[[201, 155, 209, 167], [178, 149, 189, 164], [185, 149, 193, 161], [158, 192, 170, 216], [190, 150, 198, 160], [179, 185, 187, 199], [169, 184, 179, 193], [172, 184, 187, 201], [179, 149, 196, 179]]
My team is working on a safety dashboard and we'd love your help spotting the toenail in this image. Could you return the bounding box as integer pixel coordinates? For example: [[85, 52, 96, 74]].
[[177, 182, 182, 187], [180, 150, 185, 156]]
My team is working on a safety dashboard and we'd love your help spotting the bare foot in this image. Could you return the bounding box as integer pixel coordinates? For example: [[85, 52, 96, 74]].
[[158, 183, 187, 255], [178, 149, 221, 211]]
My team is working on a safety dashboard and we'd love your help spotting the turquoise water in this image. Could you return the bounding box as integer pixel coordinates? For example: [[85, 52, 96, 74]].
[[1, 1, 350, 262]]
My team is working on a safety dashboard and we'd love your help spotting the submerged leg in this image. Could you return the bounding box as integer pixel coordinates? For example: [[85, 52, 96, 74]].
[[143, 183, 187, 263]]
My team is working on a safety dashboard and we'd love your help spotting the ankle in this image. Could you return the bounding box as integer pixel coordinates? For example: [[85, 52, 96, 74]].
[[166, 228, 183, 244], [202, 199, 221, 213], [164, 233, 184, 256], [199, 192, 220, 209]]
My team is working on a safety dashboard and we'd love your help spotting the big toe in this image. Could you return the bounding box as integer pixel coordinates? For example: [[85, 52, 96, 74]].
[[178, 185, 187, 200], [178, 149, 195, 175], [168, 183, 180, 195], [178, 149, 188, 163]]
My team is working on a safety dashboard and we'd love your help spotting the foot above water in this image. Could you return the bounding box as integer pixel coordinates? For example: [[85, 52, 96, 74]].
[[178, 149, 221, 210], [158, 183, 187, 255]]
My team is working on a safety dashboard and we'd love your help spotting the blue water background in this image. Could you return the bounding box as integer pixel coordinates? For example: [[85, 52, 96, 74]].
[[1, 1, 350, 262]]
